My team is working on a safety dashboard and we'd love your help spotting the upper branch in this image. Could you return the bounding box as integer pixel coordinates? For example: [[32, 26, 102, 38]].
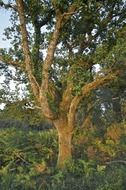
[[41, 15, 63, 91], [41, 3, 78, 91], [16, 0, 40, 101]]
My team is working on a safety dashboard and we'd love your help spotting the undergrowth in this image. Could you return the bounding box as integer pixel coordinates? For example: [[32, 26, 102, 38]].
[[0, 127, 126, 190]]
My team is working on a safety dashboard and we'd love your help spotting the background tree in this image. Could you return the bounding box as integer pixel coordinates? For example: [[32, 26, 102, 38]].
[[0, 0, 126, 168]]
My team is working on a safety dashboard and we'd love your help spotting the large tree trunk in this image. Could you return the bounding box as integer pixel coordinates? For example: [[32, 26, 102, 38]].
[[54, 118, 73, 169]]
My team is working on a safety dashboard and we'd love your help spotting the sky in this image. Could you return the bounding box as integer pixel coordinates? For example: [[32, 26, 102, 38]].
[[0, 6, 11, 49], [0, 5, 16, 109]]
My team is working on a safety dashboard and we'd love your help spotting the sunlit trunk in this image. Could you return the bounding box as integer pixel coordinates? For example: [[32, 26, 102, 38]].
[[54, 118, 73, 169]]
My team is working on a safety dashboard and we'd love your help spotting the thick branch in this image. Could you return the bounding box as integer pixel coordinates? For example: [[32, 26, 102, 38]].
[[41, 3, 78, 91], [41, 16, 62, 91], [16, 0, 40, 101], [68, 72, 118, 128]]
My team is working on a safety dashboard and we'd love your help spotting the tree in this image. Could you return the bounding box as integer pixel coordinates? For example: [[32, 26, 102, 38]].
[[0, 0, 126, 168]]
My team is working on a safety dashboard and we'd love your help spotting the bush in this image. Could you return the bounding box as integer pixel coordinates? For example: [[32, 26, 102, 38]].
[[0, 127, 126, 190], [47, 161, 126, 190], [0, 127, 58, 190]]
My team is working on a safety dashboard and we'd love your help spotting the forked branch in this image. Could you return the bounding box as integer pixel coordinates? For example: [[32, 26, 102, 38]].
[[39, 3, 78, 119]]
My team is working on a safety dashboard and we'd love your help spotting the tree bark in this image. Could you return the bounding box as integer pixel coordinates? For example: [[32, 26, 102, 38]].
[[54, 118, 73, 169]]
